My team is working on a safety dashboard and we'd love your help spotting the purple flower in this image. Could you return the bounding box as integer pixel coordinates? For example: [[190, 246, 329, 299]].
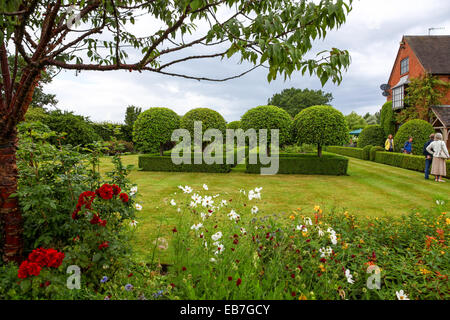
[[100, 276, 109, 283], [125, 284, 134, 291]]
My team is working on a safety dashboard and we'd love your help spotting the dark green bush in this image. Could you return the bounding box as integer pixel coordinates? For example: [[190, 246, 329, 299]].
[[44, 110, 100, 146], [362, 145, 372, 160], [246, 153, 348, 175], [370, 146, 385, 161], [294, 105, 349, 157], [380, 101, 395, 136], [241, 105, 293, 147], [394, 119, 434, 155], [104, 140, 134, 155], [326, 146, 365, 160], [133, 107, 180, 154], [92, 122, 126, 141], [138, 154, 232, 173], [375, 152, 425, 172], [357, 125, 385, 148], [227, 121, 241, 130]]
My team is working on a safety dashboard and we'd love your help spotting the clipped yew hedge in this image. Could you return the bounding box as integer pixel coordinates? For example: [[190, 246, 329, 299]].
[[245, 153, 348, 175], [138, 154, 232, 173], [326, 146, 366, 160]]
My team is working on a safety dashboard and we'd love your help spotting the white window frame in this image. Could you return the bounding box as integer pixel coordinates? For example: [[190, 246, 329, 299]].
[[392, 86, 404, 109], [400, 57, 409, 75]]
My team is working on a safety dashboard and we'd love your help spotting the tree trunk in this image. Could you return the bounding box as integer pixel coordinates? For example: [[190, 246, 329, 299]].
[[0, 127, 23, 264], [160, 143, 164, 156], [318, 144, 322, 157]]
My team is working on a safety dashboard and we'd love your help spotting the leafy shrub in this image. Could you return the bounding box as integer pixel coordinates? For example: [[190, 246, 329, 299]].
[[380, 101, 395, 136], [92, 122, 126, 142], [294, 105, 349, 157], [227, 121, 241, 130], [327, 146, 365, 160], [357, 125, 385, 148], [246, 153, 348, 175], [362, 145, 372, 160], [138, 154, 232, 173], [240, 105, 292, 147], [44, 110, 100, 146], [370, 146, 385, 161], [181, 108, 226, 136], [393, 119, 434, 155], [104, 140, 134, 155], [282, 144, 316, 154], [133, 107, 180, 155], [24, 107, 48, 123]]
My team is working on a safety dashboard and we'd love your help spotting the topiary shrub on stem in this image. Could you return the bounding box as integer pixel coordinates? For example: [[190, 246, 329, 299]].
[[393, 119, 434, 155], [180, 108, 226, 151], [133, 107, 180, 155], [241, 105, 292, 154], [380, 101, 395, 136], [227, 121, 241, 130], [357, 125, 385, 148], [294, 105, 349, 157]]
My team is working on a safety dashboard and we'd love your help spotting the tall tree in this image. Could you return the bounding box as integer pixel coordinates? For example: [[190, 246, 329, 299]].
[[268, 88, 333, 118], [0, 0, 352, 263], [124, 105, 141, 142], [345, 111, 367, 131]]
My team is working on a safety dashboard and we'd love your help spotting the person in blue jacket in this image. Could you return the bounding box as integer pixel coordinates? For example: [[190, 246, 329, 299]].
[[423, 134, 435, 180], [403, 137, 413, 154]]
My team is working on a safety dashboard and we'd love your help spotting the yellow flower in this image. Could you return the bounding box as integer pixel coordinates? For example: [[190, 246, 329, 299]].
[[446, 218, 450, 225], [360, 239, 365, 244], [342, 243, 348, 249], [289, 215, 296, 221], [319, 264, 326, 272], [302, 232, 308, 238], [298, 294, 307, 300], [419, 268, 432, 275], [314, 205, 320, 212]]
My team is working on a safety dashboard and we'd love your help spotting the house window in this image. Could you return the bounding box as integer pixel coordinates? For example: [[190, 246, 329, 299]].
[[400, 57, 409, 75], [392, 86, 404, 109]]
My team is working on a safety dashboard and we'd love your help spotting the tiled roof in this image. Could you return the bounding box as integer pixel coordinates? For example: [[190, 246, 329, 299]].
[[431, 105, 450, 127], [405, 36, 450, 75]]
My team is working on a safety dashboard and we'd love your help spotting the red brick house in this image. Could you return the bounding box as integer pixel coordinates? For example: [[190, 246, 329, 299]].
[[386, 35, 450, 146]]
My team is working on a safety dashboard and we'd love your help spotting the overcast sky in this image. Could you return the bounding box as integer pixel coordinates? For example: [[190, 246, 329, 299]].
[[46, 0, 450, 123]]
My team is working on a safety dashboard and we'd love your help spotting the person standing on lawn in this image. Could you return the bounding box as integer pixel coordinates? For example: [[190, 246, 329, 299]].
[[423, 134, 435, 180], [403, 137, 413, 154], [385, 134, 394, 152], [426, 133, 449, 182]]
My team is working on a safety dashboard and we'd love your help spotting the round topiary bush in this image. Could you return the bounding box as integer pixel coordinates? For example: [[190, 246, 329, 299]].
[[393, 119, 434, 155], [240, 105, 293, 148], [294, 105, 349, 157], [133, 107, 180, 155], [227, 121, 241, 130], [380, 101, 395, 136], [357, 125, 385, 148]]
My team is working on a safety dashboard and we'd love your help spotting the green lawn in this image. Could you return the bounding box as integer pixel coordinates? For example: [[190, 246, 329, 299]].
[[100, 154, 448, 262]]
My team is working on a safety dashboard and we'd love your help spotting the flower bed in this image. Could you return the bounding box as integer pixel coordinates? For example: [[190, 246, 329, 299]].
[[245, 153, 349, 175]]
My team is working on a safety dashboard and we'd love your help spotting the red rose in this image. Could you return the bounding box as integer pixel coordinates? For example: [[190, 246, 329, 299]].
[[28, 248, 48, 267], [90, 214, 101, 225], [112, 184, 121, 195], [26, 261, 42, 277], [119, 193, 129, 203], [97, 184, 114, 200], [228, 276, 232, 281], [18, 261, 30, 279], [99, 219, 107, 227], [236, 278, 242, 287], [98, 241, 110, 250], [46, 250, 65, 268]]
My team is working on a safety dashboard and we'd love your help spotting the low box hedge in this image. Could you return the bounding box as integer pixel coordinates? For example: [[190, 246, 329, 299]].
[[374, 152, 450, 177], [138, 154, 232, 173], [370, 146, 385, 161], [326, 146, 366, 160], [245, 152, 348, 175]]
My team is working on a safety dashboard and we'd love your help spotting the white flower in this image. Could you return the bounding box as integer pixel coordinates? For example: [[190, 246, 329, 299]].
[[130, 186, 138, 196], [240, 227, 247, 234], [304, 217, 312, 226], [210, 258, 216, 263], [345, 269, 355, 284], [296, 225, 307, 233], [330, 233, 338, 245], [239, 189, 246, 195], [251, 206, 259, 214], [178, 185, 193, 194], [203, 184, 208, 190], [319, 246, 333, 258], [191, 193, 202, 204], [318, 228, 324, 237], [190, 223, 203, 231], [135, 203, 142, 211], [211, 231, 223, 241], [396, 290, 409, 300], [177, 208, 181, 213], [200, 212, 207, 221], [214, 243, 225, 255], [202, 196, 213, 208], [248, 188, 262, 200], [129, 220, 138, 227], [228, 209, 240, 221], [221, 200, 227, 207], [170, 199, 176, 206], [189, 201, 198, 208]]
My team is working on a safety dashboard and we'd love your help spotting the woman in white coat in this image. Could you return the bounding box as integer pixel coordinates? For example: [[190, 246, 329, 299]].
[[426, 133, 450, 182]]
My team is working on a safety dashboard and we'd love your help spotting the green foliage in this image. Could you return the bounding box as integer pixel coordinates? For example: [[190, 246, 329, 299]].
[[393, 119, 434, 155], [370, 146, 385, 161], [240, 105, 293, 147], [294, 105, 349, 156], [181, 108, 226, 135], [44, 110, 101, 146], [357, 125, 385, 148], [92, 122, 126, 141], [123, 106, 142, 142], [326, 146, 365, 160], [227, 121, 241, 130], [246, 153, 348, 175], [138, 154, 232, 173], [374, 152, 450, 177], [345, 112, 367, 131], [104, 140, 135, 155], [267, 88, 333, 118], [133, 107, 180, 154], [363, 113, 378, 125], [380, 101, 395, 136], [362, 145, 372, 160], [24, 107, 48, 123]]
